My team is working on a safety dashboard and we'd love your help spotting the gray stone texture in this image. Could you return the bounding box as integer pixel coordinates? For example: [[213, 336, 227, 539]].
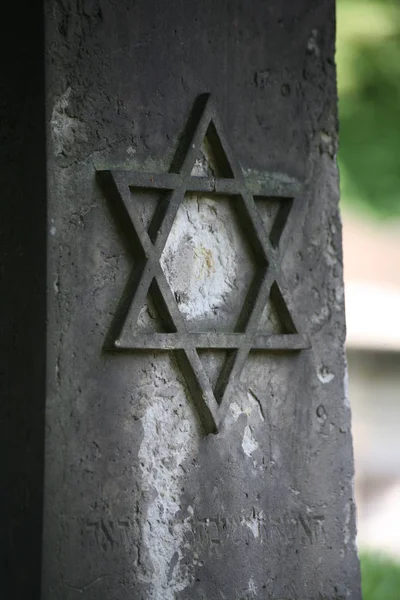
[[42, 1, 361, 599]]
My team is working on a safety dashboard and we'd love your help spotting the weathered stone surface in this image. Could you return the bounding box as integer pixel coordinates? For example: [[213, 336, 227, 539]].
[[42, 1, 361, 599]]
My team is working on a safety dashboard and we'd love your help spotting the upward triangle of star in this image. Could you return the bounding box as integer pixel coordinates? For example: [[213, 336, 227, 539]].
[[98, 94, 310, 435]]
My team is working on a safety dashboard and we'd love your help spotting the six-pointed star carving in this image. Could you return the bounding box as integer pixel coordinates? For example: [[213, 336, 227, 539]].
[[98, 94, 310, 435]]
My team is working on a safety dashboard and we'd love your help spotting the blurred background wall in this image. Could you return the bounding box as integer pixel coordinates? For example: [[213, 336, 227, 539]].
[[337, 0, 400, 565]]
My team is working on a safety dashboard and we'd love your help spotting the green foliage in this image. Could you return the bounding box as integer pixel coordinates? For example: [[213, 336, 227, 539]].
[[360, 551, 400, 599], [337, 0, 400, 219]]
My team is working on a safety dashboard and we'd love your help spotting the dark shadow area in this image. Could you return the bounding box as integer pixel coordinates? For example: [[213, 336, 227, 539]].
[[0, 1, 46, 598]]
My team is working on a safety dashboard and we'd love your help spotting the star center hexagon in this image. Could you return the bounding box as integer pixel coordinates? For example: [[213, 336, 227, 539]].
[[160, 190, 258, 333]]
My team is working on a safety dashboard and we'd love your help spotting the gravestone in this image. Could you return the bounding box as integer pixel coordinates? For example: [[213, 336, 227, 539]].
[[41, 1, 361, 598]]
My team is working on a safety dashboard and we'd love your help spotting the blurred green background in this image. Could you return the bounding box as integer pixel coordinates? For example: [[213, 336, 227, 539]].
[[360, 552, 400, 600], [337, 0, 400, 219], [337, 0, 400, 597]]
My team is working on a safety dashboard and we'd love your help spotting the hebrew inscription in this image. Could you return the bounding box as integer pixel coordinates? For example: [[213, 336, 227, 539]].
[[79, 508, 325, 554], [86, 518, 131, 552], [98, 94, 309, 434]]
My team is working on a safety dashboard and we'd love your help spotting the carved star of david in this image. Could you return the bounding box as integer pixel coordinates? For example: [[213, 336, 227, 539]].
[[98, 94, 310, 435]]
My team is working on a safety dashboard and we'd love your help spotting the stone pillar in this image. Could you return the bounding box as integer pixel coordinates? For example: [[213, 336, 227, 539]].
[[42, 1, 361, 598]]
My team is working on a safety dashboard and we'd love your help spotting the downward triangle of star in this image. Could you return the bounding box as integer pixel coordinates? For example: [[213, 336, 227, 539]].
[[97, 94, 310, 435]]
